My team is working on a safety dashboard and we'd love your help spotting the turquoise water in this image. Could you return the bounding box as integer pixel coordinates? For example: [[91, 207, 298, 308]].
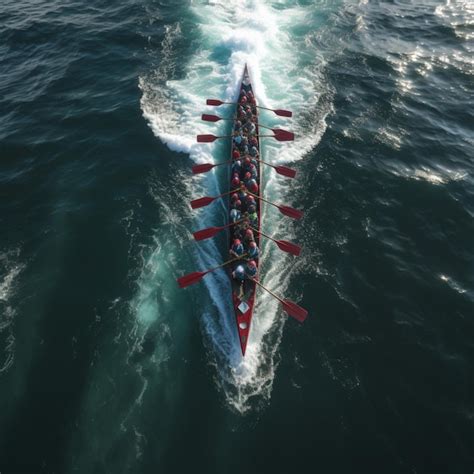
[[1, 1, 473, 472]]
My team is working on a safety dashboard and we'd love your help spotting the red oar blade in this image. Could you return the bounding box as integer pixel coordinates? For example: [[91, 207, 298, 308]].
[[277, 204, 303, 220], [197, 134, 218, 143], [274, 130, 295, 141], [206, 99, 224, 106], [190, 196, 215, 209], [274, 109, 293, 117], [192, 163, 215, 174], [274, 165, 296, 178], [275, 240, 302, 256], [282, 300, 308, 322], [193, 226, 222, 241], [201, 114, 221, 122], [177, 271, 207, 288]]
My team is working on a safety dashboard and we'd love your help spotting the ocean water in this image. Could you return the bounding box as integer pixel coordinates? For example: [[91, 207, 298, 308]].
[[1, 0, 473, 473]]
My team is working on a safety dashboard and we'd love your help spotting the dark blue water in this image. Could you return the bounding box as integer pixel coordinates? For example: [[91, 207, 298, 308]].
[[1, 1, 473, 473]]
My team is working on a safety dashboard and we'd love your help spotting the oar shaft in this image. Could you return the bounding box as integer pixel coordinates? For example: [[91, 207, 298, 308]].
[[208, 253, 248, 273], [250, 226, 274, 244], [246, 190, 272, 207], [251, 278, 285, 305]]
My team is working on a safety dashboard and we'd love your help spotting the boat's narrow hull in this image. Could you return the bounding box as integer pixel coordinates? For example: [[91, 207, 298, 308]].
[[228, 65, 261, 356]]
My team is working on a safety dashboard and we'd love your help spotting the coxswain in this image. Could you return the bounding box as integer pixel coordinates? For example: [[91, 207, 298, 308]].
[[230, 239, 244, 258], [232, 264, 245, 297], [245, 260, 258, 279]]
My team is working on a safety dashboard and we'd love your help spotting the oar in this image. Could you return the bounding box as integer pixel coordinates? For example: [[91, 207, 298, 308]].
[[197, 131, 293, 143], [251, 226, 301, 256], [193, 218, 246, 241], [255, 158, 296, 178], [192, 161, 230, 174], [201, 114, 232, 123], [258, 123, 294, 137], [258, 130, 295, 141], [246, 191, 303, 220], [202, 114, 293, 139], [197, 134, 232, 143], [190, 188, 239, 209], [177, 254, 247, 289], [251, 278, 307, 322], [193, 158, 295, 178], [206, 99, 292, 117]]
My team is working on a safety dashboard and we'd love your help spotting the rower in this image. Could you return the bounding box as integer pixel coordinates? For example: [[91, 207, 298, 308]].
[[231, 199, 242, 210], [238, 186, 248, 201], [234, 120, 242, 132], [230, 239, 244, 258], [249, 136, 258, 147], [247, 204, 258, 226], [232, 159, 242, 175], [230, 208, 241, 223], [243, 157, 252, 172], [245, 194, 256, 208], [249, 163, 258, 179], [245, 260, 258, 279], [243, 120, 255, 134], [250, 146, 259, 157], [244, 228, 255, 245], [233, 149, 241, 160], [240, 95, 248, 105], [244, 171, 253, 187], [231, 176, 241, 188], [233, 132, 243, 146], [245, 106, 253, 120], [247, 179, 258, 194], [247, 241, 259, 260]]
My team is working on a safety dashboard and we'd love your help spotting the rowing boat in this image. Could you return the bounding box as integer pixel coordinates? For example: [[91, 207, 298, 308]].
[[177, 64, 308, 357], [228, 65, 260, 355]]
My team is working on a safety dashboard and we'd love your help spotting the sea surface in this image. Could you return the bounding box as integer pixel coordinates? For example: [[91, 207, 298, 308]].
[[1, 0, 473, 473]]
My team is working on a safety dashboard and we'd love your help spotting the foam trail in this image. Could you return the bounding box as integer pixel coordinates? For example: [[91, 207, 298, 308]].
[[140, 0, 332, 412], [0, 248, 24, 374]]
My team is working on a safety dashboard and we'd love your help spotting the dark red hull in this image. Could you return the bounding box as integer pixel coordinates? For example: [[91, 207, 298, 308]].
[[228, 65, 261, 356]]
